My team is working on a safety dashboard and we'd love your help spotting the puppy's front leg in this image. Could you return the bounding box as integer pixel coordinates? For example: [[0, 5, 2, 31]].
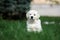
[[27, 27, 35, 32], [27, 28, 32, 32]]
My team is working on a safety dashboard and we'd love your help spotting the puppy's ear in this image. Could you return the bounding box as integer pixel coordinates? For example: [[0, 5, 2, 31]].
[[38, 13, 40, 18], [26, 12, 29, 19], [37, 11, 40, 19]]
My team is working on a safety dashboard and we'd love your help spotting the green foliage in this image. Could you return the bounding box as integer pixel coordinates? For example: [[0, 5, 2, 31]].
[[0, 0, 32, 19], [0, 0, 4, 13]]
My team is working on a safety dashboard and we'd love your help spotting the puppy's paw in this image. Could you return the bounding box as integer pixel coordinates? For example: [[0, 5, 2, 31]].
[[27, 28, 32, 32]]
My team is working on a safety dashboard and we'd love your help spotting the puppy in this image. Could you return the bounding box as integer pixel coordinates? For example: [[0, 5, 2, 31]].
[[26, 10, 42, 32]]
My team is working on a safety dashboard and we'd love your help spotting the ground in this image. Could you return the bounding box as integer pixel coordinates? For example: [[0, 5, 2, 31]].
[[0, 16, 60, 40]]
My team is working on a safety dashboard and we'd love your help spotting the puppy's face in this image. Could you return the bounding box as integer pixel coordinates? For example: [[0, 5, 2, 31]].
[[26, 10, 40, 20]]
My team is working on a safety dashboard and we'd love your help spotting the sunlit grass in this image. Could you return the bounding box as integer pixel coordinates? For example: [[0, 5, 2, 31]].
[[0, 17, 60, 40]]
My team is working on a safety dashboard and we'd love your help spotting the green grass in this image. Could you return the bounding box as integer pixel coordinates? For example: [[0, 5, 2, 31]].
[[0, 17, 60, 40]]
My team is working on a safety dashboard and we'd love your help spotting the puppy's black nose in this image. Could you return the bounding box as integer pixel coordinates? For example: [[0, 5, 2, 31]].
[[31, 16, 33, 19]]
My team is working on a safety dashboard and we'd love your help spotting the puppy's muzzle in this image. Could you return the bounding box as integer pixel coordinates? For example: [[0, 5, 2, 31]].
[[31, 16, 33, 19]]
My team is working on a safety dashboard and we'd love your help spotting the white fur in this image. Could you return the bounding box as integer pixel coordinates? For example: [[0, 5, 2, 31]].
[[26, 10, 42, 32]]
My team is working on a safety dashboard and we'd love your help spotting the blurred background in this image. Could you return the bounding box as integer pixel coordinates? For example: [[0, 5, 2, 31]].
[[0, 0, 60, 40], [0, 0, 32, 20], [0, 0, 60, 20], [31, 0, 60, 16]]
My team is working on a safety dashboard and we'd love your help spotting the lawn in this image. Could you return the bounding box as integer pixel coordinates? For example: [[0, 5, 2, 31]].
[[0, 16, 60, 40]]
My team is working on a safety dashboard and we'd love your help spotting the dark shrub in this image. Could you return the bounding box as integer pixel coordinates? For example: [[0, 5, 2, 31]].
[[0, 0, 32, 20]]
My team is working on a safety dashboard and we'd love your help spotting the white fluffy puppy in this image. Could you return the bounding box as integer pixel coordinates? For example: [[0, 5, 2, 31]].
[[26, 10, 42, 32]]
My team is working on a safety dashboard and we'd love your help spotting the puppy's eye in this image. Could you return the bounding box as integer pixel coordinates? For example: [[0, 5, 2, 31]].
[[30, 14, 31, 15], [34, 14, 35, 16]]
